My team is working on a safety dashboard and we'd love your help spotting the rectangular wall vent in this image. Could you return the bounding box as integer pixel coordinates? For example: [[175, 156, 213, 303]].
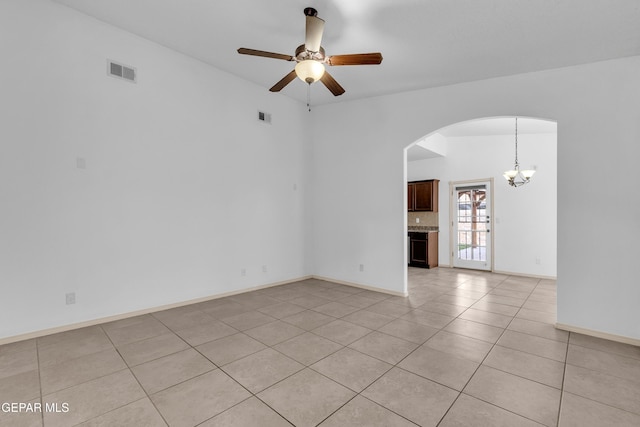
[[258, 111, 271, 123], [107, 60, 137, 83]]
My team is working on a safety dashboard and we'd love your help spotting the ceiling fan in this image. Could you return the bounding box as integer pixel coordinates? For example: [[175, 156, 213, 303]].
[[237, 7, 383, 97]]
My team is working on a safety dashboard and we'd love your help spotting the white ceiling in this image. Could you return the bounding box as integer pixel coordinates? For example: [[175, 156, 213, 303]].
[[406, 117, 556, 162], [52, 0, 640, 106], [438, 117, 556, 138], [406, 147, 442, 163]]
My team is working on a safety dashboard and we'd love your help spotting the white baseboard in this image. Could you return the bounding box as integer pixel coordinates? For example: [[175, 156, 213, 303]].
[[312, 275, 407, 297], [555, 322, 640, 347], [0, 275, 312, 346], [492, 270, 557, 280], [425, 265, 557, 281]]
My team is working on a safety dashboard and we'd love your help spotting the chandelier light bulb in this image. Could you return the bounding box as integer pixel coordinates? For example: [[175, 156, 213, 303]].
[[504, 163, 535, 187]]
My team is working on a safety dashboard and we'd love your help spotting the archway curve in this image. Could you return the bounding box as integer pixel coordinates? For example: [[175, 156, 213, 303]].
[[405, 115, 557, 151], [403, 115, 558, 295]]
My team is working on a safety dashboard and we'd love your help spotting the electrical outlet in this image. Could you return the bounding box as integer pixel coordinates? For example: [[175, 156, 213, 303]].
[[359, 264, 364, 272], [241, 268, 246, 276], [262, 265, 267, 273], [65, 292, 76, 305], [535, 257, 541, 265], [76, 157, 86, 169], [416, 218, 420, 223]]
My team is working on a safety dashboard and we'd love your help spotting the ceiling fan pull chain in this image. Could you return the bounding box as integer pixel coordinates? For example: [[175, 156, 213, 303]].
[[307, 83, 311, 112]]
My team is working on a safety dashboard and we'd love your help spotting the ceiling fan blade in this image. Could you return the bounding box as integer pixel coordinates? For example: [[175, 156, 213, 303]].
[[320, 71, 345, 96], [237, 48, 294, 61], [326, 53, 383, 66], [269, 70, 298, 92], [305, 15, 325, 52]]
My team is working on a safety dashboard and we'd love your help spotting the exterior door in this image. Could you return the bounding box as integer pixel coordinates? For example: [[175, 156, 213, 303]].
[[452, 181, 492, 270]]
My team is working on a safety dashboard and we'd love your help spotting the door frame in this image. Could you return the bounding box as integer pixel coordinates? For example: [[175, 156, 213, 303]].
[[449, 178, 495, 271]]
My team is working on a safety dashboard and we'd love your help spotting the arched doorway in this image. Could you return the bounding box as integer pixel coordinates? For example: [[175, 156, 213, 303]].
[[404, 116, 557, 294]]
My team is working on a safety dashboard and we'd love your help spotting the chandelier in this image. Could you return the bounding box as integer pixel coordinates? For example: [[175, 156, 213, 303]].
[[503, 117, 535, 187]]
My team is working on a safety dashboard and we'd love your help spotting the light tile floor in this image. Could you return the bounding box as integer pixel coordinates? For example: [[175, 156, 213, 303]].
[[1, 268, 640, 426]]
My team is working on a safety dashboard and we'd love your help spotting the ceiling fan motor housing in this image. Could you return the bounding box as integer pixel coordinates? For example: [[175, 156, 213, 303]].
[[295, 44, 325, 62]]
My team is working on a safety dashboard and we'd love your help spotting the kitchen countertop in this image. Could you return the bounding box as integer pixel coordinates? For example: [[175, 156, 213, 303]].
[[408, 226, 439, 232]]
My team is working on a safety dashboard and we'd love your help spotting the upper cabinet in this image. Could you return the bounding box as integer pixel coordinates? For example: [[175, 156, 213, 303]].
[[407, 183, 415, 212], [408, 179, 439, 212]]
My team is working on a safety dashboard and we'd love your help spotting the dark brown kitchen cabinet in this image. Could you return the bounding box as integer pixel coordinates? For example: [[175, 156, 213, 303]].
[[408, 179, 439, 212], [409, 231, 438, 268], [407, 183, 414, 211]]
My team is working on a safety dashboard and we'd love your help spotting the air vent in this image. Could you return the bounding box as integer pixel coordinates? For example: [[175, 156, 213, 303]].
[[107, 60, 137, 83], [258, 111, 271, 124]]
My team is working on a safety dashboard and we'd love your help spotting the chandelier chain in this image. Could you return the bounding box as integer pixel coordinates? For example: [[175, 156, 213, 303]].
[[503, 116, 535, 187], [514, 117, 519, 166]]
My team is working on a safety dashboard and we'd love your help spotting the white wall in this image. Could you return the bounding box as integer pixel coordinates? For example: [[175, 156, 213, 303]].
[[311, 57, 640, 340], [2, 1, 639, 343], [0, 0, 312, 340], [408, 131, 557, 277]]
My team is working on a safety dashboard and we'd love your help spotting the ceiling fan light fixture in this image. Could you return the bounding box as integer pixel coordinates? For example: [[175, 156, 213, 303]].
[[295, 60, 325, 84]]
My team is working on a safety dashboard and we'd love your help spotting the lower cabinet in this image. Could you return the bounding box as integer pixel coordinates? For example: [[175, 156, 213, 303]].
[[409, 232, 438, 268]]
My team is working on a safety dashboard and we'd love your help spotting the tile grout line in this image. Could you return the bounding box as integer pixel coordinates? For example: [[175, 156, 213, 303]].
[[559, 389, 640, 419], [556, 331, 571, 427], [99, 323, 173, 427], [35, 337, 44, 427]]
